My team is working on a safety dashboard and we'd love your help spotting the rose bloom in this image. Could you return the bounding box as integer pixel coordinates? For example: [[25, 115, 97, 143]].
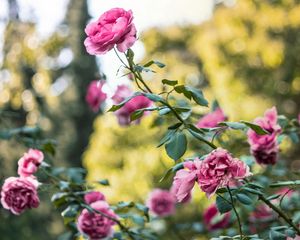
[[18, 149, 44, 177], [203, 203, 231, 231], [84, 8, 137, 55], [247, 107, 281, 165], [86, 80, 107, 112], [112, 85, 152, 126], [171, 160, 202, 203], [196, 107, 226, 128], [197, 148, 251, 197], [84, 191, 106, 205], [77, 201, 117, 240], [1, 177, 40, 215], [146, 189, 176, 217]]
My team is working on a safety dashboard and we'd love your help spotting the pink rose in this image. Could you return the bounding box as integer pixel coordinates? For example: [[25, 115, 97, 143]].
[[112, 85, 152, 126], [84, 8, 137, 55], [171, 160, 201, 203], [17, 149, 44, 177], [1, 177, 40, 215], [247, 107, 281, 165], [77, 200, 117, 240], [196, 107, 226, 128], [84, 191, 105, 205], [203, 203, 231, 231], [197, 148, 251, 197], [146, 189, 176, 217], [86, 80, 107, 112]]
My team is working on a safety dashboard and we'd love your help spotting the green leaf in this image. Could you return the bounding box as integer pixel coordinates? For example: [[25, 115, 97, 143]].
[[270, 180, 300, 188], [168, 122, 182, 130], [241, 121, 269, 135], [218, 122, 246, 130], [236, 193, 253, 205], [269, 229, 286, 240], [185, 86, 209, 107], [165, 132, 187, 161], [51, 192, 69, 208], [144, 60, 166, 68], [126, 48, 134, 62], [216, 195, 232, 214], [130, 110, 144, 122], [159, 162, 184, 182], [61, 205, 79, 218], [158, 107, 171, 115], [143, 93, 164, 102], [266, 194, 281, 201], [243, 187, 263, 196], [162, 79, 178, 86], [157, 129, 176, 147], [108, 92, 141, 112], [97, 179, 110, 186]]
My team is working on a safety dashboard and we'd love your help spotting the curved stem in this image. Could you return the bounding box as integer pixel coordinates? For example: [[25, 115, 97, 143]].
[[227, 186, 243, 239], [244, 179, 300, 235], [258, 194, 300, 235]]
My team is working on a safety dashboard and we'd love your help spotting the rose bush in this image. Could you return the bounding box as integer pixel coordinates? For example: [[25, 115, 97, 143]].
[[1, 6, 300, 240]]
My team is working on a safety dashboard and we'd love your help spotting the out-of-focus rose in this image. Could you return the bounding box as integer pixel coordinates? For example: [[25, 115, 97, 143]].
[[86, 80, 107, 112], [84, 8, 137, 55], [1, 177, 40, 215], [203, 203, 231, 230], [197, 148, 251, 197], [112, 85, 152, 126], [84, 191, 106, 205], [146, 189, 176, 217], [77, 201, 117, 240], [196, 108, 226, 128], [17, 149, 44, 177], [249, 204, 274, 233], [247, 107, 281, 165], [171, 160, 201, 203]]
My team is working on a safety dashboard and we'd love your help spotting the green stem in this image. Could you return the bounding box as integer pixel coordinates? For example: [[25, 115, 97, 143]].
[[227, 186, 243, 239], [120, 50, 217, 150], [244, 179, 300, 235], [258, 194, 300, 235]]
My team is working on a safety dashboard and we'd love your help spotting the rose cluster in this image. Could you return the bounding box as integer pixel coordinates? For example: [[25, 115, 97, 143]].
[[172, 148, 251, 201], [247, 107, 281, 165], [77, 191, 118, 239], [1, 149, 43, 215]]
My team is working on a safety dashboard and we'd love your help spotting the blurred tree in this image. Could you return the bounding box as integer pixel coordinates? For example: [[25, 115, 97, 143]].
[[0, 0, 100, 238]]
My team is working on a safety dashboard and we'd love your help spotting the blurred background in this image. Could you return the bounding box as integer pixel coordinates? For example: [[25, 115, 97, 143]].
[[0, 0, 300, 239]]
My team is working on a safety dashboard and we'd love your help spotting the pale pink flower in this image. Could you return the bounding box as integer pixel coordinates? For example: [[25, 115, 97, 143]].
[[196, 108, 226, 128], [86, 80, 107, 112], [203, 203, 231, 230], [77, 201, 117, 240], [84, 191, 106, 205], [112, 85, 152, 126], [17, 149, 44, 177], [84, 8, 137, 55], [1, 177, 40, 215], [146, 189, 176, 217], [247, 107, 281, 165], [197, 148, 251, 197], [171, 160, 201, 203]]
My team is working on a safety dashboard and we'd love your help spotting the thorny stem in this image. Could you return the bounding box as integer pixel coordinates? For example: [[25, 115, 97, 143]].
[[258, 194, 300, 235], [244, 179, 300, 235], [227, 186, 243, 240]]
